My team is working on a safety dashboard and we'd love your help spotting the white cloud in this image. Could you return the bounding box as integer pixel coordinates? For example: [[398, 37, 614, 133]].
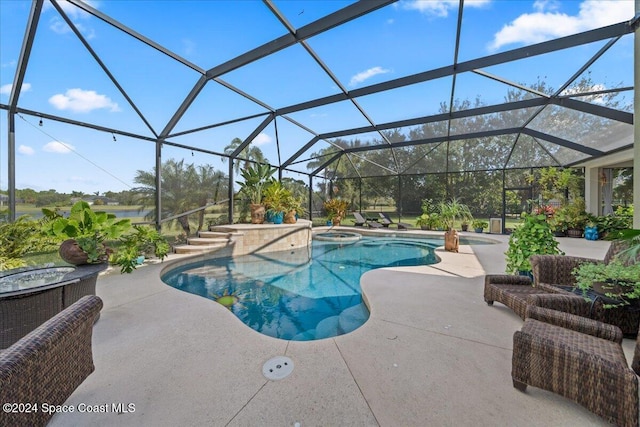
[[49, 88, 120, 113], [182, 38, 196, 56], [46, 1, 99, 39], [349, 66, 391, 87], [489, 0, 634, 51], [252, 133, 272, 146], [43, 141, 74, 154], [44, 0, 99, 19], [0, 83, 31, 96], [49, 17, 96, 39], [402, 0, 490, 17], [18, 145, 35, 155], [533, 0, 560, 13]]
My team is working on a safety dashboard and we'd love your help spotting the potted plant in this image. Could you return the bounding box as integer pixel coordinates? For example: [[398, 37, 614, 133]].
[[562, 198, 588, 238], [415, 214, 431, 230], [472, 220, 488, 233], [262, 180, 289, 224], [283, 192, 303, 224], [415, 199, 436, 230], [505, 213, 564, 277], [438, 198, 472, 252], [323, 199, 349, 226], [42, 201, 132, 265], [584, 218, 599, 241], [236, 163, 276, 224], [112, 225, 171, 273], [573, 260, 640, 308]]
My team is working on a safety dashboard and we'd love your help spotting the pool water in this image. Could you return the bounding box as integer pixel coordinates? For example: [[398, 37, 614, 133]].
[[162, 237, 442, 341]]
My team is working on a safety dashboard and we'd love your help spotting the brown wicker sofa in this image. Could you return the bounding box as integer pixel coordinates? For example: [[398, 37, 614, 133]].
[[512, 305, 640, 427], [0, 295, 103, 427]]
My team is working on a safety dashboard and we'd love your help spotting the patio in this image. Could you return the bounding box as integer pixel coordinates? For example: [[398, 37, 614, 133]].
[[48, 232, 635, 426]]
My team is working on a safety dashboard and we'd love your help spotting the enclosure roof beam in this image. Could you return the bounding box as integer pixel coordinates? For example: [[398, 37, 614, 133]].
[[159, 75, 208, 139], [207, 0, 395, 79], [276, 21, 633, 116], [316, 98, 547, 140], [549, 98, 634, 124], [311, 152, 344, 177], [51, 0, 158, 138], [230, 114, 275, 159], [7, 106, 157, 143], [521, 128, 604, 156], [281, 136, 322, 169], [67, 0, 204, 74], [7, 0, 43, 113]]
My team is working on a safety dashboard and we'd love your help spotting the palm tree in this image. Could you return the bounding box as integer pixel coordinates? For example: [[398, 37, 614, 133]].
[[132, 159, 227, 236], [193, 165, 228, 231], [222, 137, 269, 175]]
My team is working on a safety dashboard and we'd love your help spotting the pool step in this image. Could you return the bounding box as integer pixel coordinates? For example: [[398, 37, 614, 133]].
[[315, 315, 342, 340], [314, 305, 369, 340], [172, 231, 234, 255], [182, 265, 232, 278], [181, 266, 257, 288], [338, 303, 369, 334]]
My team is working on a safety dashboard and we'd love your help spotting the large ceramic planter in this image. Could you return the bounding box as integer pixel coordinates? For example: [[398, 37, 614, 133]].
[[284, 210, 297, 224], [584, 226, 599, 241], [59, 239, 109, 266], [266, 210, 284, 224], [59, 239, 89, 265], [444, 229, 459, 252], [250, 204, 265, 224], [566, 228, 584, 238]]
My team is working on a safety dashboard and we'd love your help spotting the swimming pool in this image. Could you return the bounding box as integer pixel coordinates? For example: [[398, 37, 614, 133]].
[[162, 236, 451, 341]]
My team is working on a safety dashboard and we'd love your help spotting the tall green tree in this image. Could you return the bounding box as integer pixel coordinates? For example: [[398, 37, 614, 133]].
[[222, 137, 269, 175], [133, 159, 228, 236]]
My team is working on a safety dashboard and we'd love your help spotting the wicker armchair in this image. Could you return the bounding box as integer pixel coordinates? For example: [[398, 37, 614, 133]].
[[0, 295, 103, 427], [512, 306, 640, 427], [530, 240, 630, 287], [530, 240, 640, 336]]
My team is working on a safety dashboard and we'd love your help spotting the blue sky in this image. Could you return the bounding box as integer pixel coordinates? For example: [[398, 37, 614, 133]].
[[0, 0, 635, 194]]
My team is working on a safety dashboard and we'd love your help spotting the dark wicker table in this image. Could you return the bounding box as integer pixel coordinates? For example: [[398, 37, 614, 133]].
[[0, 263, 106, 349], [555, 285, 640, 336]]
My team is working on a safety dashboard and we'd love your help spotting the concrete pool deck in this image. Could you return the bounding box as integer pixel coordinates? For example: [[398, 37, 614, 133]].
[[49, 230, 635, 426]]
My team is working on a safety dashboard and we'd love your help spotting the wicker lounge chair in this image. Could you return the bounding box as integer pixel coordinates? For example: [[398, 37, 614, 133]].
[[512, 305, 640, 427], [0, 295, 103, 427]]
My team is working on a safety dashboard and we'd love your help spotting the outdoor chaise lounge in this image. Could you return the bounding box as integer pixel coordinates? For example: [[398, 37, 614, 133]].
[[378, 212, 411, 230], [0, 295, 103, 427], [352, 212, 382, 228], [512, 305, 640, 427]]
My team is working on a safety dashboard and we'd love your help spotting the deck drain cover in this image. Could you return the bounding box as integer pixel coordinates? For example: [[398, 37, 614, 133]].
[[262, 356, 294, 380]]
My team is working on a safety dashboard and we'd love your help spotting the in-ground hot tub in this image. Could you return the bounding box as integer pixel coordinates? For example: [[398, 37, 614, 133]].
[[314, 231, 362, 243], [0, 263, 106, 349]]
